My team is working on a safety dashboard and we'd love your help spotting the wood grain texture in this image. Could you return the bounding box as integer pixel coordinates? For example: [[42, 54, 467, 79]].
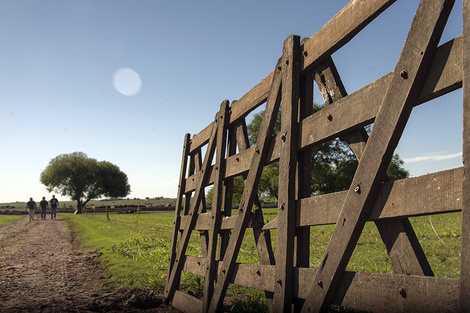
[[172, 290, 203, 313], [273, 35, 300, 312], [202, 101, 229, 311], [461, 1, 470, 312]]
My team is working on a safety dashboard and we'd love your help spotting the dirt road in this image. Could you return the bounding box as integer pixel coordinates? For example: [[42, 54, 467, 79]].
[[0, 215, 179, 312]]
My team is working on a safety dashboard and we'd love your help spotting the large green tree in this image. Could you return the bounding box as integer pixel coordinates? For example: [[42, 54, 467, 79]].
[[246, 105, 409, 199], [40, 152, 131, 213]]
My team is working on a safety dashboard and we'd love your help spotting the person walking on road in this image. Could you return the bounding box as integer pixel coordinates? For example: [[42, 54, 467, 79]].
[[50, 195, 59, 219], [26, 197, 37, 221], [39, 197, 48, 220]]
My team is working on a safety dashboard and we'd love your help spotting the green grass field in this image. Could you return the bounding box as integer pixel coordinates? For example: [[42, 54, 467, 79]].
[[0, 209, 461, 312], [0, 215, 23, 227]]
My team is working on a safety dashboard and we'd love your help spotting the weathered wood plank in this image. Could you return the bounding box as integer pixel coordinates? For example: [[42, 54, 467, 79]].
[[189, 123, 212, 154], [461, 0, 470, 311], [303, 271, 459, 313], [203, 101, 229, 311], [294, 55, 314, 275], [419, 35, 463, 103], [301, 0, 396, 71], [182, 256, 459, 313], [217, 120, 238, 261], [183, 168, 463, 231], [172, 290, 203, 313], [301, 1, 455, 311], [299, 167, 462, 227], [208, 59, 284, 313], [183, 36, 463, 194], [183, 256, 277, 293], [273, 35, 300, 312], [165, 133, 191, 296], [229, 72, 274, 125]]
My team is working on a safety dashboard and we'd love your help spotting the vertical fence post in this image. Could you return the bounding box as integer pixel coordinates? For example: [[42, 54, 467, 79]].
[[273, 34, 301, 313], [136, 200, 140, 226], [461, 0, 470, 311]]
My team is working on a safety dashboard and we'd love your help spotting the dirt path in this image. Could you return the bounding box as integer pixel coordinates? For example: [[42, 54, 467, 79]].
[[0, 215, 179, 313]]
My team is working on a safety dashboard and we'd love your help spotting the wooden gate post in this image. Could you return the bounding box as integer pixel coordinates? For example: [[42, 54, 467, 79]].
[[461, 0, 470, 311], [273, 34, 301, 312], [202, 101, 230, 312]]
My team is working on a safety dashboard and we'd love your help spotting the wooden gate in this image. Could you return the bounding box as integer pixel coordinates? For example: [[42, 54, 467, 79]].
[[164, 0, 469, 311]]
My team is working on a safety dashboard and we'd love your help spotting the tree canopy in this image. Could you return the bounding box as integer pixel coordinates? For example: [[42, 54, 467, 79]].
[[248, 106, 409, 199], [40, 152, 131, 213]]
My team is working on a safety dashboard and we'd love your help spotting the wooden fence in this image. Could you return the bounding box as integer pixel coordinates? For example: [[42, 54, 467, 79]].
[[164, 0, 469, 312]]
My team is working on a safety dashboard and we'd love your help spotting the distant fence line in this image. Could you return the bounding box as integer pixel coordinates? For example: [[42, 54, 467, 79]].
[[0, 204, 176, 215]]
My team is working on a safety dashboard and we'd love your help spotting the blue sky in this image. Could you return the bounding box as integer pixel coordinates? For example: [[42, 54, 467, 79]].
[[0, 0, 464, 203]]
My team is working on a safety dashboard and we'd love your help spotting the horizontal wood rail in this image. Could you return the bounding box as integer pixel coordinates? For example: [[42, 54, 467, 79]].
[[182, 256, 459, 313]]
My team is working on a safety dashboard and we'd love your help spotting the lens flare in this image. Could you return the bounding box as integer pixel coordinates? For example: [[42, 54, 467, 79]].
[[113, 68, 142, 96]]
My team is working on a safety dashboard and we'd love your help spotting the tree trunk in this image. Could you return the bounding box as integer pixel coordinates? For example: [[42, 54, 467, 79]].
[[75, 200, 82, 214]]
